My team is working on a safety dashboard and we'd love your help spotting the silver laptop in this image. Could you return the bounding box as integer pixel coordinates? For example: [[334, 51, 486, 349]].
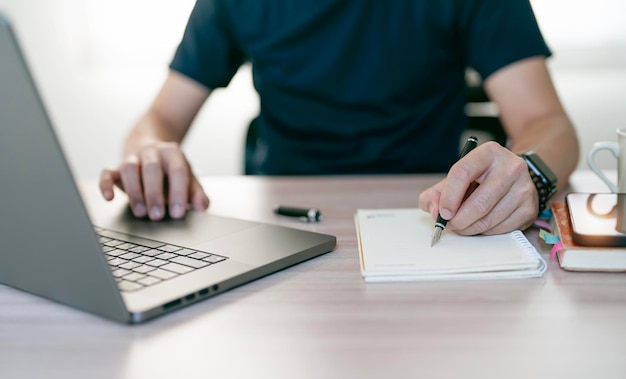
[[0, 14, 336, 324]]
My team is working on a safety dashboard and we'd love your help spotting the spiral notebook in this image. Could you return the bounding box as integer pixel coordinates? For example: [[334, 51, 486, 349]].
[[355, 208, 546, 282]]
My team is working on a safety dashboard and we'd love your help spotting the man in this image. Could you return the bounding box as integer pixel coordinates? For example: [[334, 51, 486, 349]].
[[100, 0, 579, 236]]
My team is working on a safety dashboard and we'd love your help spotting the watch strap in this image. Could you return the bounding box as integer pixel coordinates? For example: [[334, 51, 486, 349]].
[[521, 152, 557, 216]]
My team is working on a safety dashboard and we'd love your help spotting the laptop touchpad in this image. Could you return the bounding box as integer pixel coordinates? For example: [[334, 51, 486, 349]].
[[96, 210, 260, 247]]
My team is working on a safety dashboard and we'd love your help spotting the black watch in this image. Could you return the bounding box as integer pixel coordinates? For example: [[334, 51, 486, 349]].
[[520, 151, 557, 215]]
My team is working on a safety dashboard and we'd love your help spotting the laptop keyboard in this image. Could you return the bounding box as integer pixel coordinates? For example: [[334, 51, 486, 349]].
[[95, 227, 227, 292]]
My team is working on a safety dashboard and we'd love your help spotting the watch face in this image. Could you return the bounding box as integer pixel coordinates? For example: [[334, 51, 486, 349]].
[[525, 152, 558, 185]]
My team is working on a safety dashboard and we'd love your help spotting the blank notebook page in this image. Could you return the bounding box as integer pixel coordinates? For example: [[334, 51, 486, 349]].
[[356, 208, 545, 280]]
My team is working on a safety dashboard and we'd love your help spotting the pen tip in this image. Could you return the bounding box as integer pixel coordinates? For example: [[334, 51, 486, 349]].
[[431, 227, 442, 247]]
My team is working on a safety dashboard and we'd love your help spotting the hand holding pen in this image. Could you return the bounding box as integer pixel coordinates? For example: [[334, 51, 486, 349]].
[[431, 136, 478, 246]]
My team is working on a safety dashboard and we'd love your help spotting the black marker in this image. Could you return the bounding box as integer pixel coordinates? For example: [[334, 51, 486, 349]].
[[274, 205, 322, 222], [431, 136, 479, 247]]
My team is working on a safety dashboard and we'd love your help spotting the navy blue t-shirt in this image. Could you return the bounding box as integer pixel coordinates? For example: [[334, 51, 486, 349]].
[[170, 0, 551, 175]]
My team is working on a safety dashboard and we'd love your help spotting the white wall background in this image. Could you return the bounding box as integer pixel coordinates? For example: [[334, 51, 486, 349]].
[[0, 0, 625, 179]]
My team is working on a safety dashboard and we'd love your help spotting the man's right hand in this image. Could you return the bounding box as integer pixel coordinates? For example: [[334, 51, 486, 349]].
[[99, 141, 209, 221], [100, 71, 212, 221]]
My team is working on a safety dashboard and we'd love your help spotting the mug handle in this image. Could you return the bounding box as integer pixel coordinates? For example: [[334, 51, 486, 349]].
[[588, 141, 620, 193]]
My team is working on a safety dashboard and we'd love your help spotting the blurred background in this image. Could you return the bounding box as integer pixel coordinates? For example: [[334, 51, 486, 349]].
[[0, 0, 625, 179]]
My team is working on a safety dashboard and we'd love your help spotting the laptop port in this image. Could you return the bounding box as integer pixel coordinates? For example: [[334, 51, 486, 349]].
[[163, 298, 182, 310]]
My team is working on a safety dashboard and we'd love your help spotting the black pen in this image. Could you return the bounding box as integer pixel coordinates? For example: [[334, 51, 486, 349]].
[[274, 205, 322, 222], [431, 135, 479, 247]]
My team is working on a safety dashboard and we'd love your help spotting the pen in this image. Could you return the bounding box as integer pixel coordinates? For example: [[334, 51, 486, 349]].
[[431, 135, 478, 247], [274, 205, 322, 222]]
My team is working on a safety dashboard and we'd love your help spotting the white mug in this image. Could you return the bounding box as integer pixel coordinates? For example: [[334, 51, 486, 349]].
[[588, 128, 626, 193]]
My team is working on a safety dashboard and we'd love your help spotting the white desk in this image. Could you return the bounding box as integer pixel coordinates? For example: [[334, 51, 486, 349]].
[[2, 171, 625, 379]]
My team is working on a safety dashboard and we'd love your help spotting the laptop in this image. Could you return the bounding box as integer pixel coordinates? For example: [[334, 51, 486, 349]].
[[0, 14, 336, 324]]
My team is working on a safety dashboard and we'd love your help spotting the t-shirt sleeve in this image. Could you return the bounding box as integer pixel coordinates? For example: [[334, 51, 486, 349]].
[[461, 0, 551, 80], [169, 0, 245, 90]]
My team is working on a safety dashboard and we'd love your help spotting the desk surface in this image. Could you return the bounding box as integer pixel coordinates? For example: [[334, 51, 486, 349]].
[[2, 171, 626, 379]]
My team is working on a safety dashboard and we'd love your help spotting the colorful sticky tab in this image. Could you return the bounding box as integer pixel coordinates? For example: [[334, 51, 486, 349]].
[[539, 229, 560, 245], [549, 241, 563, 262]]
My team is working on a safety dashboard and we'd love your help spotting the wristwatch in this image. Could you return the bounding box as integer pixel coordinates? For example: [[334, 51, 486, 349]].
[[520, 151, 558, 215]]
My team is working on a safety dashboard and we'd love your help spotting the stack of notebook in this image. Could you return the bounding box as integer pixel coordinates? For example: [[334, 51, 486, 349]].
[[551, 200, 626, 272]]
